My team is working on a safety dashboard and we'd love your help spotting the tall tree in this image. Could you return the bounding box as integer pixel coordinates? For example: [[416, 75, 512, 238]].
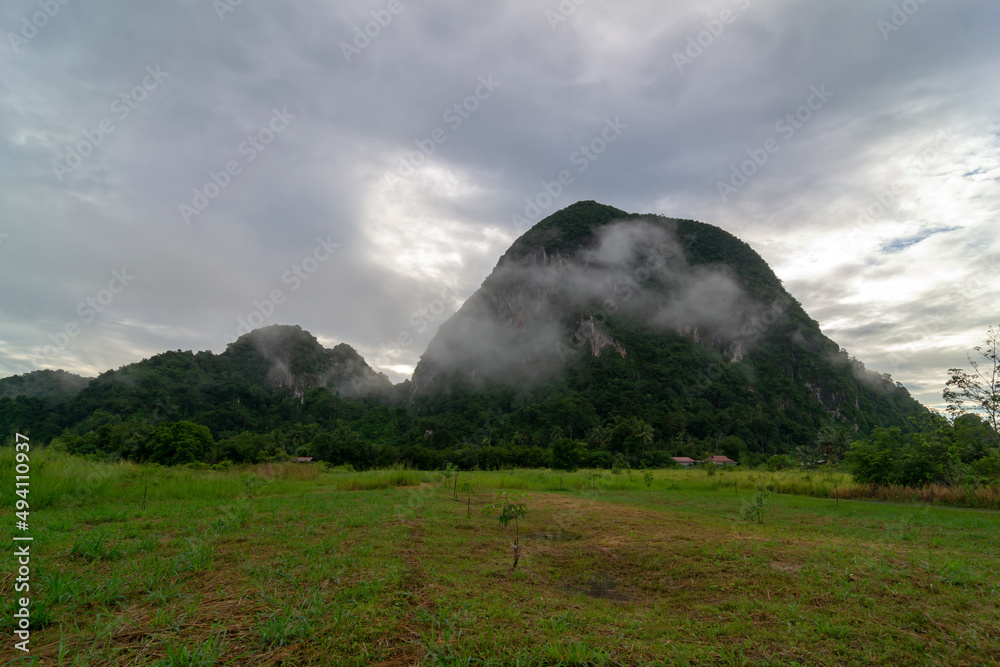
[[944, 325, 1000, 444]]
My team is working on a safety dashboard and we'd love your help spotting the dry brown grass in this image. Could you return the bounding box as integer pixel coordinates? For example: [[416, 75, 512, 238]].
[[832, 482, 1000, 508], [251, 461, 323, 481]]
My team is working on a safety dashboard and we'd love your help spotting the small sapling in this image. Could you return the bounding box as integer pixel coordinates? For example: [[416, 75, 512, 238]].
[[243, 473, 265, 500], [740, 485, 772, 524], [460, 481, 474, 518], [483, 492, 528, 570]]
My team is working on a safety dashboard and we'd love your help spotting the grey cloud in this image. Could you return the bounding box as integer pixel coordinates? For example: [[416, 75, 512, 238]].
[[0, 0, 997, 412]]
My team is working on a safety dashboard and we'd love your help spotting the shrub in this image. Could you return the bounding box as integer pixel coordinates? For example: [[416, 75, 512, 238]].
[[551, 438, 583, 472], [971, 452, 1000, 481], [846, 426, 958, 487], [767, 454, 794, 471], [146, 421, 214, 466]]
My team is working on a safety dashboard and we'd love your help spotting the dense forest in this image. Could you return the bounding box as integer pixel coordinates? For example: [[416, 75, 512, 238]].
[[6, 202, 987, 478], [0, 329, 925, 472]]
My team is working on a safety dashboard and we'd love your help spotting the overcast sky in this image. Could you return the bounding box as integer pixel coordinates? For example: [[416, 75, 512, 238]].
[[2, 0, 998, 411]]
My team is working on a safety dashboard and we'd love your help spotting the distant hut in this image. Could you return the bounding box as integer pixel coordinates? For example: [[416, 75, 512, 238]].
[[704, 455, 738, 466]]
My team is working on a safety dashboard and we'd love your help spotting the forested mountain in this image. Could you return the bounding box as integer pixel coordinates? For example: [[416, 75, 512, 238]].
[[409, 201, 925, 460], [1, 202, 927, 468]]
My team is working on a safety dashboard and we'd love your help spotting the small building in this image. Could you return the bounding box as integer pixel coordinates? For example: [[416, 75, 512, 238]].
[[296, 457, 314, 463], [672, 456, 699, 467], [704, 455, 738, 466]]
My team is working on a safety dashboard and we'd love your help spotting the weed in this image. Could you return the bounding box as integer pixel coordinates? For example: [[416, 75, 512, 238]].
[[740, 486, 772, 524], [69, 530, 121, 561], [170, 538, 214, 576], [152, 631, 227, 666], [210, 504, 251, 533], [41, 571, 82, 605], [257, 600, 313, 647]]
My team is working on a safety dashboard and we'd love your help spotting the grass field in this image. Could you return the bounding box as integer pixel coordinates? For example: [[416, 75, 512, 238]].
[[2, 458, 999, 665]]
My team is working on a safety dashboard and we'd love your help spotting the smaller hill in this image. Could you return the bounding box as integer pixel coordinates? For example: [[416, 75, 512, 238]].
[[53, 325, 391, 436], [221, 324, 392, 398], [0, 369, 92, 401]]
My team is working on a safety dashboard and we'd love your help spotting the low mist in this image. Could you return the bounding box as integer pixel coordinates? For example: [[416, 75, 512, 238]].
[[415, 219, 777, 389]]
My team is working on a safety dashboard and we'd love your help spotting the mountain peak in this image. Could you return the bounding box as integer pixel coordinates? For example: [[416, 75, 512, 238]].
[[503, 200, 634, 263], [410, 202, 924, 448], [224, 324, 389, 399]]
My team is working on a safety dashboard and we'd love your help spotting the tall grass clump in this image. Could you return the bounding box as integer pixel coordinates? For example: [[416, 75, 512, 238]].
[[833, 482, 1000, 509], [0, 449, 346, 508], [0, 448, 133, 509], [327, 466, 427, 491]]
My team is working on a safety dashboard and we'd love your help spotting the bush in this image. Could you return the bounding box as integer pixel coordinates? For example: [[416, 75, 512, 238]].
[[583, 450, 613, 469], [147, 421, 214, 466], [846, 426, 958, 487], [767, 454, 794, 471], [971, 452, 1000, 481], [551, 438, 583, 472]]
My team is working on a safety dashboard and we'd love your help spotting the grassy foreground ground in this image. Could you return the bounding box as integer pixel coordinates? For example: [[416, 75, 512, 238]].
[[2, 460, 999, 665]]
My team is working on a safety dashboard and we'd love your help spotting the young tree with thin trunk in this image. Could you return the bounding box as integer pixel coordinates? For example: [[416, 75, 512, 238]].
[[944, 325, 1000, 444]]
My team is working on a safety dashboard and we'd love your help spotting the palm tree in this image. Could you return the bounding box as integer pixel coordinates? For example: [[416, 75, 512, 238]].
[[816, 426, 855, 462], [627, 417, 655, 462], [586, 425, 612, 449], [288, 423, 308, 450]]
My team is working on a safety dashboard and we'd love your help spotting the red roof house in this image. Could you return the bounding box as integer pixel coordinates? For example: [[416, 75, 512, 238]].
[[704, 455, 738, 466], [672, 456, 699, 467]]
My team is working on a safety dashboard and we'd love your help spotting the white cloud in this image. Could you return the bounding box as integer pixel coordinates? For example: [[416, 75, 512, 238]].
[[0, 0, 997, 413]]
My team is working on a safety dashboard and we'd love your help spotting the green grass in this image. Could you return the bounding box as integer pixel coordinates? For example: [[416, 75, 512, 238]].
[[1, 461, 998, 665], [471, 467, 853, 497]]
